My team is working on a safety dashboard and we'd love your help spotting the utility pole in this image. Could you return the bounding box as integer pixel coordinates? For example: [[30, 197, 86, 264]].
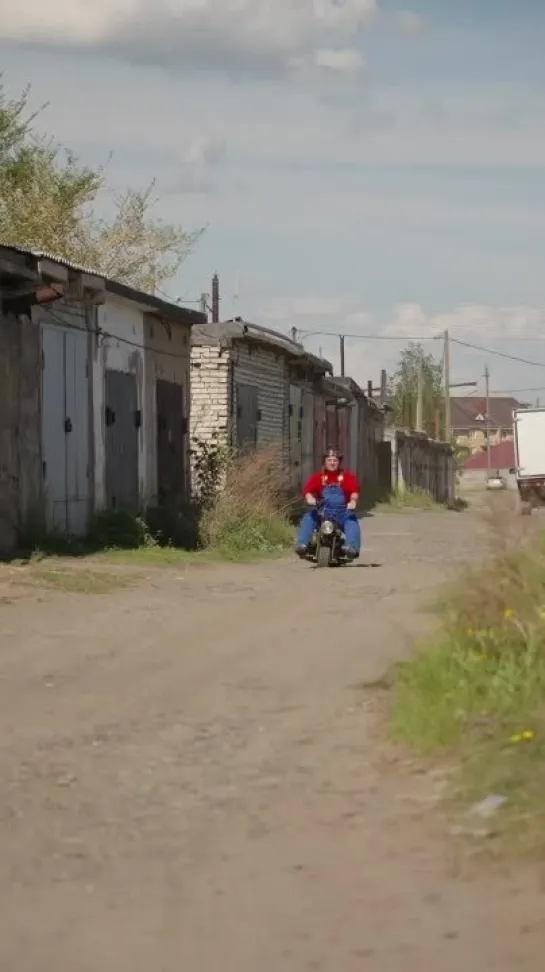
[[416, 359, 424, 431], [443, 329, 451, 440], [484, 364, 491, 476], [339, 335, 345, 377], [211, 273, 220, 324], [380, 370, 387, 406]]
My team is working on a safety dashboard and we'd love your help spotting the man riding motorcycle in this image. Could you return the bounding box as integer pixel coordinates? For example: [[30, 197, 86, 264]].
[[295, 447, 361, 560]]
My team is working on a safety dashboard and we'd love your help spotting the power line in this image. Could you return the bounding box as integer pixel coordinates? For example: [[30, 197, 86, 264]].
[[40, 306, 190, 361], [489, 386, 545, 395], [299, 329, 437, 341], [298, 328, 545, 357], [448, 336, 545, 368]]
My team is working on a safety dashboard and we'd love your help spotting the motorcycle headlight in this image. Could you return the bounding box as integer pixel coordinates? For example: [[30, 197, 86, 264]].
[[321, 520, 335, 536]]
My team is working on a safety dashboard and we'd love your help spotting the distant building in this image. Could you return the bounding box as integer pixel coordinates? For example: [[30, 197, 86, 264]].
[[189, 317, 385, 495], [463, 439, 515, 472], [450, 396, 527, 454]]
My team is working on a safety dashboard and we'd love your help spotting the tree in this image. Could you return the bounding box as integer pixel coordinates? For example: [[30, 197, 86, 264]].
[[388, 342, 444, 437], [0, 82, 203, 293]]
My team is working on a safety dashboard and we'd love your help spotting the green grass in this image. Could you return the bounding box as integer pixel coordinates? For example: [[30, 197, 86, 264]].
[[2, 562, 133, 594], [376, 487, 441, 512], [388, 528, 545, 856], [203, 510, 294, 561]]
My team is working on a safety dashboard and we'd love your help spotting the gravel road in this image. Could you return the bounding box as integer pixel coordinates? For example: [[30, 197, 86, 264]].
[[0, 507, 543, 971]]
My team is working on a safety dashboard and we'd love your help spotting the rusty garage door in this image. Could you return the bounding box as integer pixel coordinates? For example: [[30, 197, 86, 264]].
[[236, 382, 259, 452], [156, 379, 186, 506], [105, 369, 139, 511]]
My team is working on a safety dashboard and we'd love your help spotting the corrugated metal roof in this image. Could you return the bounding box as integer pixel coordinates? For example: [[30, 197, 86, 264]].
[[451, 395, 523, 430], [192, 317, 334, 374], [0, 243, 104, 278], [0, 243, 204, 326]]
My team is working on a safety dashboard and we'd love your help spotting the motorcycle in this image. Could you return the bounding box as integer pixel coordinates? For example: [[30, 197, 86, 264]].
[[310, 505, 347, 568]]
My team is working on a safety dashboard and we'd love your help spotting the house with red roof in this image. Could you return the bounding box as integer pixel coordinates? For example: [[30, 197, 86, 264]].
[[462, 438, 515, 472], [451, 396, 527, 455]]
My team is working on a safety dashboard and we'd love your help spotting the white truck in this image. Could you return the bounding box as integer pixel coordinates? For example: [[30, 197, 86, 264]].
[[513, 406, 545, 514]]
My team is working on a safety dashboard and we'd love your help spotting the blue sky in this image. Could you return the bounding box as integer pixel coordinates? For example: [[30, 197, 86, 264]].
[[2, 0, 545, 397]]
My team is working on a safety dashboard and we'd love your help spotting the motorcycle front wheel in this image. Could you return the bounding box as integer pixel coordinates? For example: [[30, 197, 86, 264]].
[[316, 543, 332, 568]]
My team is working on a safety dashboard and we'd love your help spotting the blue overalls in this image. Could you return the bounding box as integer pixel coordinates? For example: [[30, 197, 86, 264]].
[[295, 481, 361, 554]]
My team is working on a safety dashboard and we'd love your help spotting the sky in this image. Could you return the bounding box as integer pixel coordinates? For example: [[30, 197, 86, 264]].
[[1, 0, 545, 400]]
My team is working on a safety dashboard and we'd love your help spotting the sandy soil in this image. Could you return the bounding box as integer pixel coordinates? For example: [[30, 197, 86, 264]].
[[1, 507, 544, 971]]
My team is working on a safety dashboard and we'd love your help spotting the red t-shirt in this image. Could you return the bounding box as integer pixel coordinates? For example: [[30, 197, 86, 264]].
[[302, 469, 360, 503]]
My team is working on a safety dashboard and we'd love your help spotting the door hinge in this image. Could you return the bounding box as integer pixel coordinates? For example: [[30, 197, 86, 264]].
[[134, 409, 142, 429], [64, 417, 73, 434]]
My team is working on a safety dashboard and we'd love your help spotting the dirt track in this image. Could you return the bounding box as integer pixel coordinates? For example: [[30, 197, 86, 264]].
[[1, 508, 544, 971]]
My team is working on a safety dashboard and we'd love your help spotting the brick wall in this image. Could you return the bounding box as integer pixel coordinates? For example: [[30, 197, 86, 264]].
[[190, 344, 231, 444]]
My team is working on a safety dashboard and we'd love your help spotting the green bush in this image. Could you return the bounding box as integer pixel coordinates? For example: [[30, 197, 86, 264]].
[[89, 509, 158, 549]]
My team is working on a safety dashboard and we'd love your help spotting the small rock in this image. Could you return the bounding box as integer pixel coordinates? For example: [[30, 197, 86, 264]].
[[468, 793, 507, 818]]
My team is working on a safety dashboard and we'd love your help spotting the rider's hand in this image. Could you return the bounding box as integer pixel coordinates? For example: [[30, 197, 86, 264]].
[[305, 493, 317, 507], [346, 499, 357, 511]]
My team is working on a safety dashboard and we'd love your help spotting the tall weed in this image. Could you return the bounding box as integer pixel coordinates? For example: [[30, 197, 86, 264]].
[[200, 445, 294, 557]]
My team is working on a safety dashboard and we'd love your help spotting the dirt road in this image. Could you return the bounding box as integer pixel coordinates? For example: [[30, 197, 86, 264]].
[[1, 508, 543, 971]]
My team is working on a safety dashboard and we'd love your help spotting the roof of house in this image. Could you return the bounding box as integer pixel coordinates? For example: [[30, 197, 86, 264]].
[[191, 316, 333, 375], [451, 396, 523, 430], [463, 438, 515, 471], [0, 244, 204, 328]]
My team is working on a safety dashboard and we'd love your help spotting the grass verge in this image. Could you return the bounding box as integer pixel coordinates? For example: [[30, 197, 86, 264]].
[[12, 447, 294, 571], [389, 509, 545, 856], [376, 487, 441, 512]]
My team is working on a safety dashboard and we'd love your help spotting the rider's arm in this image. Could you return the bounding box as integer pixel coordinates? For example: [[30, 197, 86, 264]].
[[302, 472, 321, 505], [345, 472, 360, 509]]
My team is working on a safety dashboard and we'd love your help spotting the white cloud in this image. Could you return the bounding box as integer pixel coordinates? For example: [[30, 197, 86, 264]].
[[186, 134, 226, 167], [255, 296, 545, 344], [0, 0, 378, 78], [311, 47, 365, 74], [391, 10, 427, 35], [246, 297, 545, 388], [383, 303, 545, 340]]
